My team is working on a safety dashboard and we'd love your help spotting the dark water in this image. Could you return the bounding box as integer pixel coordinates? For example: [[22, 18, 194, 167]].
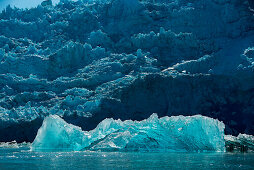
[[0, 148, 254, 169]]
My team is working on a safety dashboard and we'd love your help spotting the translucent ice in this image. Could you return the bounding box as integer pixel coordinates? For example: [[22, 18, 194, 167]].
[[32, 114, 225, 152], [32, 115, 89, 151]]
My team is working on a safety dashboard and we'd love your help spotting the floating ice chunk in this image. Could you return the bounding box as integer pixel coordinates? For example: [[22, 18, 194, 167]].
[[32, 114, 225, 152], [0, 141, 31, 148], [88, 114, 226, 152], [225, 134, 254, 152], [32, 115, 89, 151], [0, 141, 19, 148]]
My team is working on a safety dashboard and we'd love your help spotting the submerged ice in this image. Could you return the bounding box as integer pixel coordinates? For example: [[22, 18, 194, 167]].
[[32, 114, 225, 152]]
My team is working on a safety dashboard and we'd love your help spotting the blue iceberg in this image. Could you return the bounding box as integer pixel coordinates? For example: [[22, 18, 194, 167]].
[[32, 114, 225, 152]]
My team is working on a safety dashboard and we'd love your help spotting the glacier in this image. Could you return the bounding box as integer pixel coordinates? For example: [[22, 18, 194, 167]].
[[32, 114, 225, 152], [0, 0, 254, 143]]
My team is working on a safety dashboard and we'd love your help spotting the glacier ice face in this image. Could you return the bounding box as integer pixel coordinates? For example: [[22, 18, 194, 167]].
[[32, 114, 225, 152], [0, 0, 254, 142]]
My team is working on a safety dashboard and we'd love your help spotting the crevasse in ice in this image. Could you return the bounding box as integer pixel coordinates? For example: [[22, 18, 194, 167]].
[[32, 114, 225, 152]]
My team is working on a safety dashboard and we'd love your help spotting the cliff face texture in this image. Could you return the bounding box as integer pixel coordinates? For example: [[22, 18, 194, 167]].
[[0, 0, 254, 142]]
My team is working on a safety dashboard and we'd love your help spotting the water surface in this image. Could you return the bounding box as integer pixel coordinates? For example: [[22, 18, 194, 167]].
[[0, 148, 254, 169]]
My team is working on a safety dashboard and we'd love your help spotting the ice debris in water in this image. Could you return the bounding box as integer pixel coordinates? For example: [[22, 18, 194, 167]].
[[0, 141, 31, 148], [32, 114, 225, 152], [225, 134, 254, 152]]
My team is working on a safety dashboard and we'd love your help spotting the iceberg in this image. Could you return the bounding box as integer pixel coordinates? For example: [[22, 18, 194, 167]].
[[225, 134, 254, 152], [31, 115, 88, 151], [32, 114, 225, 152]]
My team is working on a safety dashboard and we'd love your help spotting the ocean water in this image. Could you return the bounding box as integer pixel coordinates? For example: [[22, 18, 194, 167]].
[[0, 148, 254, 169]]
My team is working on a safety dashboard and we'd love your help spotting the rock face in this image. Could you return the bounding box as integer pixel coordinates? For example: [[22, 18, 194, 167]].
[[0, 0, 254, 142], [31, 114, 225, 152]]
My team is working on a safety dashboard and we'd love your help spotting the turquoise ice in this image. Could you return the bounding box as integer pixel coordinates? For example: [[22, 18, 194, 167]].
[[32, 114, 225, 152]]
